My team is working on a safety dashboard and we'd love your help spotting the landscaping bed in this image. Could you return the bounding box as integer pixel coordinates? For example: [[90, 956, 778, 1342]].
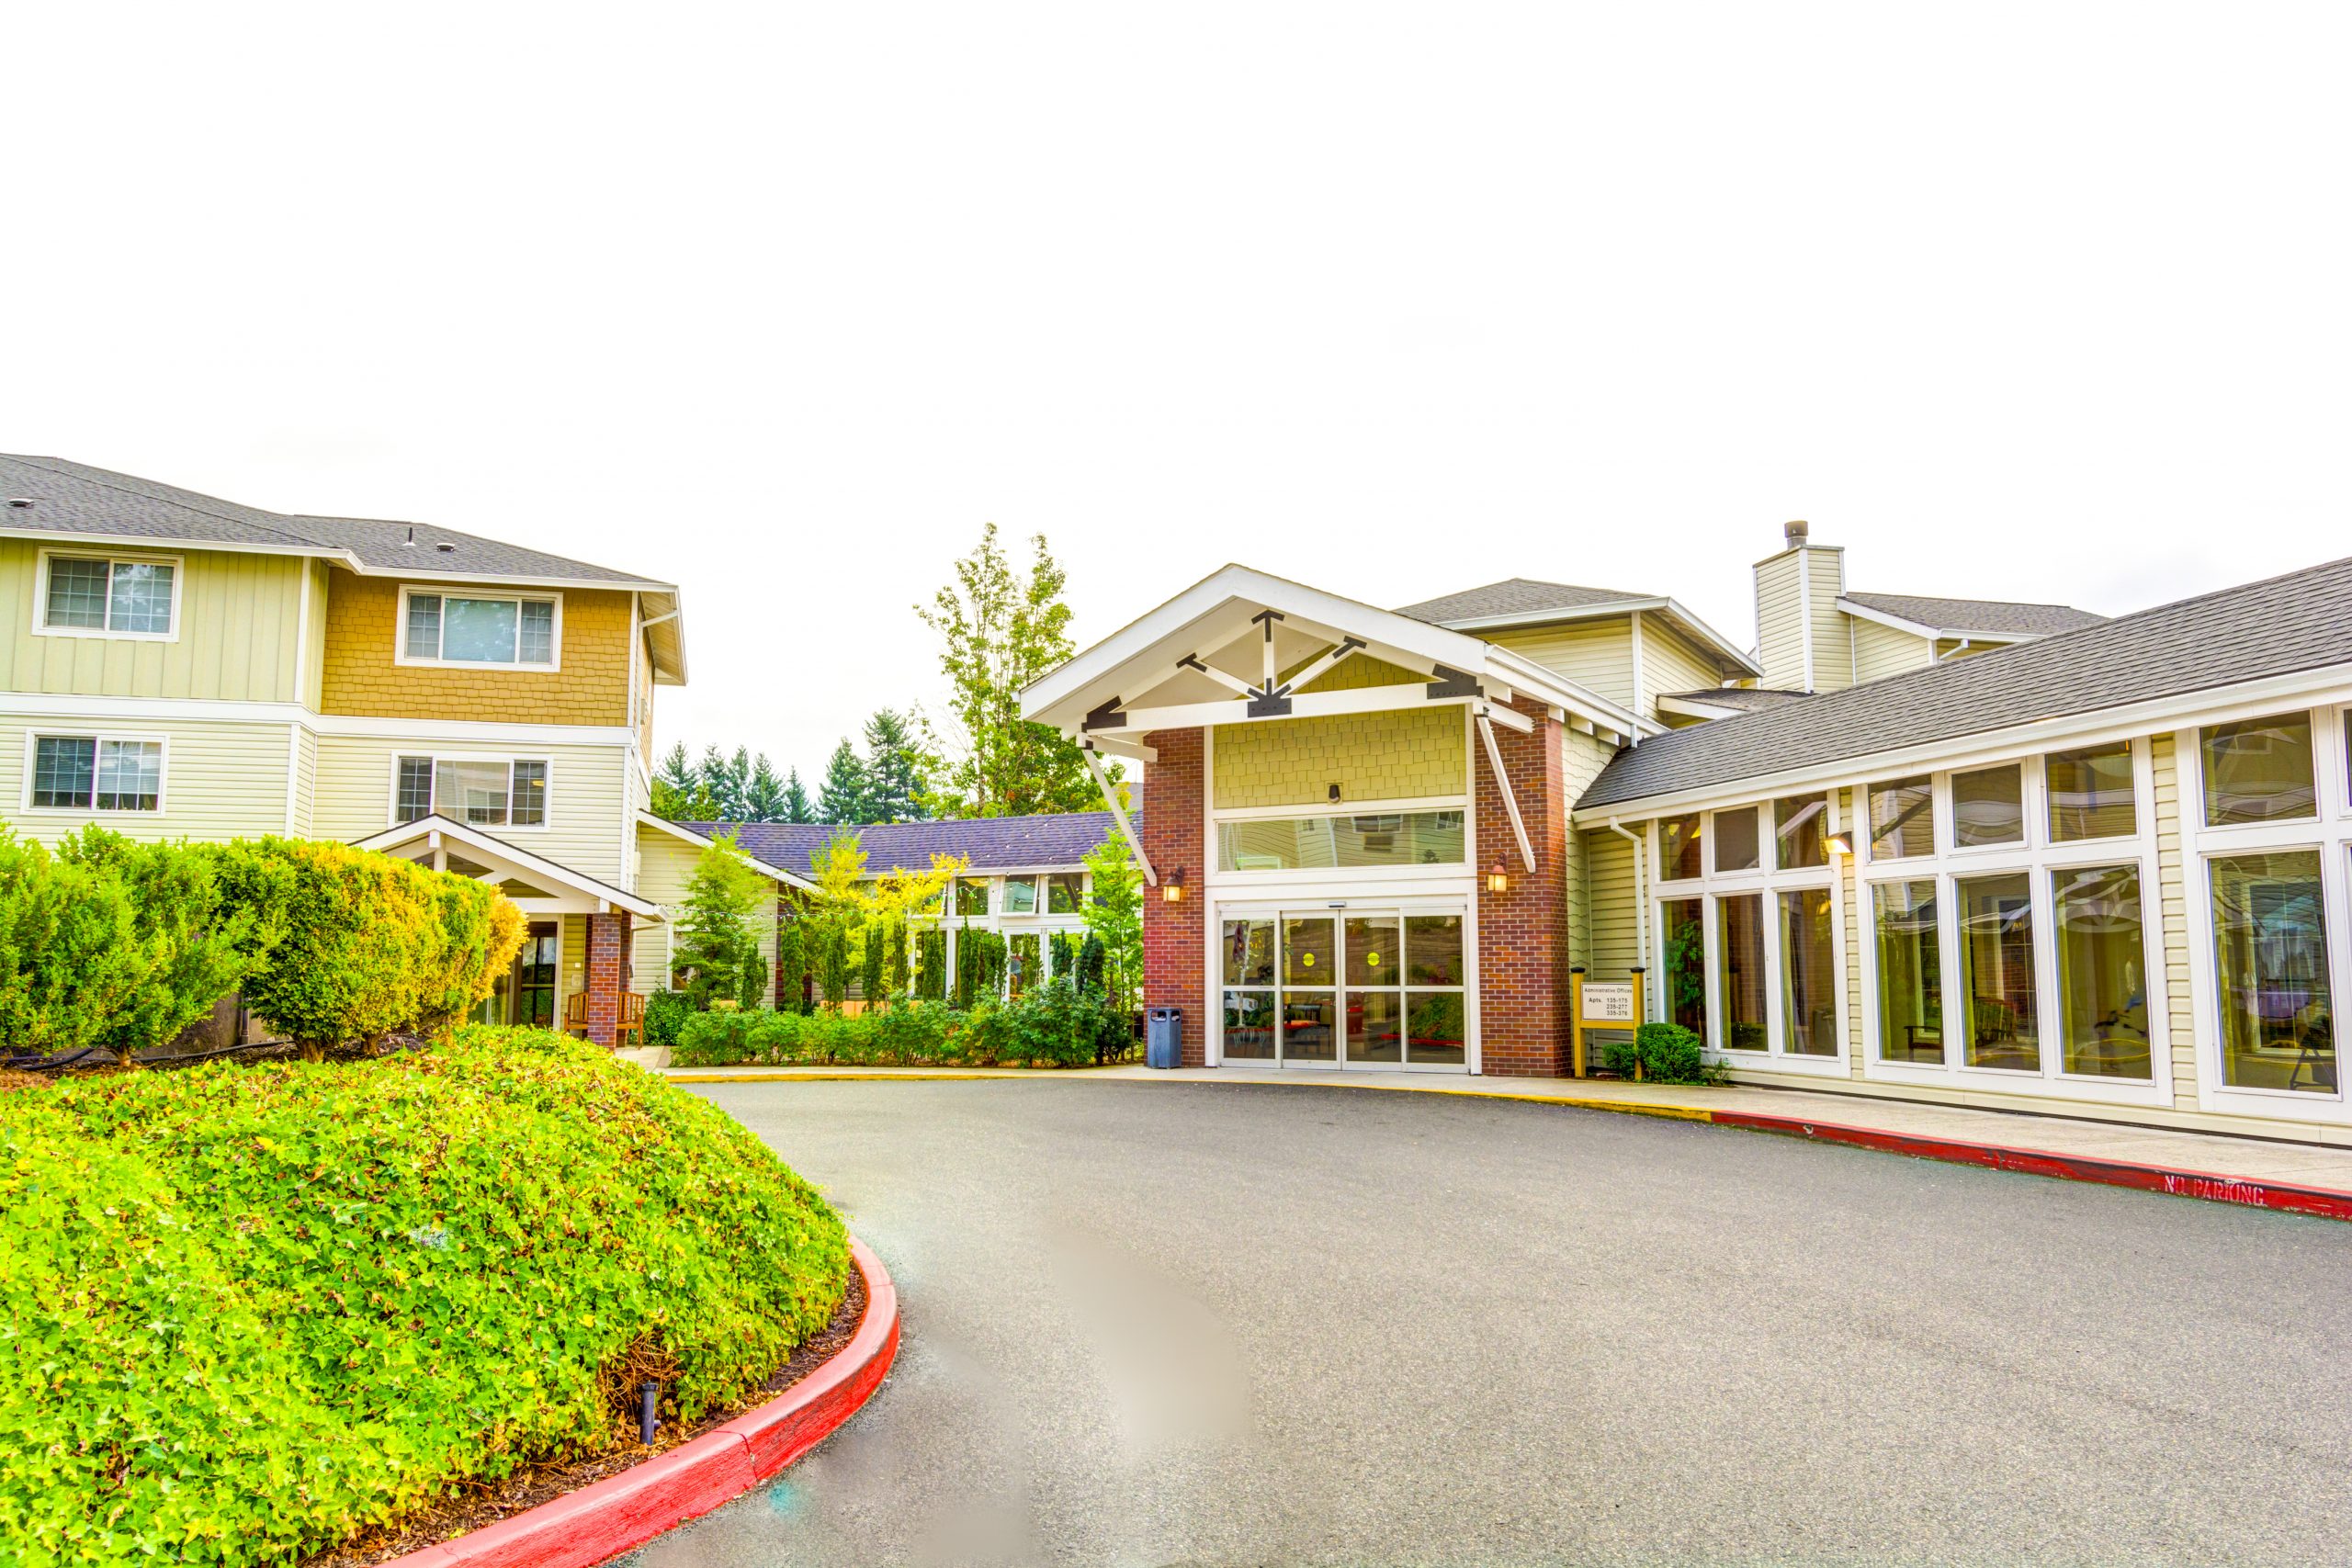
[[674, 981, 1131, 1069], [0, 1025, 851, 1568]]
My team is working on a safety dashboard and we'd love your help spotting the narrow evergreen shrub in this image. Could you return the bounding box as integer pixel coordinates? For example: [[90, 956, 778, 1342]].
[[0, 1026, 850, 1567], [673, 984, 1114, 1069]]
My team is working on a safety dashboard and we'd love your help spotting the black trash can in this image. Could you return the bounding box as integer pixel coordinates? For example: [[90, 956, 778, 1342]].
[[1146, 1007, 1182, 1069]]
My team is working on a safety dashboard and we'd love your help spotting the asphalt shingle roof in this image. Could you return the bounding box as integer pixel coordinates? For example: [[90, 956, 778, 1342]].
[[1581, 555, 2352, 809], [1842, 591, 2107, 637], [691, 813, 1121, 880], [1657, 687, 1812, 712], [0, 455, 668, 587], [1396, 578, 1650, 626]]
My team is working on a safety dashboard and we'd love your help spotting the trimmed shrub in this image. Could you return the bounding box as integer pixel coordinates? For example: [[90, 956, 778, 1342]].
[[674, 984, 1118, 1070], [1601, 1021, 1719, 1084], [0, 1026, 850, 1566], [54, 829, 266, 1064], [209, 838, 525, 1055], [642, 988, 694, 1048]]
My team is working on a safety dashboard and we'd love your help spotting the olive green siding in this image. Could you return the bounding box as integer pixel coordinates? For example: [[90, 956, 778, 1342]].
[[1487, 617, 1634, 708], [1851, 616, 1933, 684], [0, 715, 293, 844], [309, 735, 632, 881], [1213, 657, 1466, 809], [0, 542, 308, 703]]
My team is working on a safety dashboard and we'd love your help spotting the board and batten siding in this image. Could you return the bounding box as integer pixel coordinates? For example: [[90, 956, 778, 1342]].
[[631, 823, 782, 1003], [0, 715, 292, 844], [1850, 616, 1933, 685], [1487, 618, 1635, 708], [0, 542, 308, 704], [310, 734, 632, 881]]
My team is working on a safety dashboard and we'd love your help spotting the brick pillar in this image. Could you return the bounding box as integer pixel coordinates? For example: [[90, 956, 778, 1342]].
[[1476, 697, 1572, 1076], [1140, 728, 1208, 1066], [585, 909, 633, 1047]]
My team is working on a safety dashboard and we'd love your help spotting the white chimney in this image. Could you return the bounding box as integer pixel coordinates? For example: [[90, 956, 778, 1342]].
[[1752, 521, 1849, 693]]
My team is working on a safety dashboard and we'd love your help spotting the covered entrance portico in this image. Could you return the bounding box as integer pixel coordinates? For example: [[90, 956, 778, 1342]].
[[351, 814, 665, 1046], [1024, 564, 1639, 1077]]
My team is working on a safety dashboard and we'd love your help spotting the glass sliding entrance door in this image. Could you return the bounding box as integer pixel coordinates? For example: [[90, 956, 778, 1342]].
[[1218, 907, 1470, 1070]]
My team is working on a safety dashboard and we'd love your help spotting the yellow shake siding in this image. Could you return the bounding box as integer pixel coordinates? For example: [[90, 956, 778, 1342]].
[[309, 734, 631, 882], [1212, 656, 1466, 809], [1487, 618, 1634, 707], [0, 716, 292, 844], [632, 826, 782, 998], [319, 575, 634, 726], [0, 542, 306, 703], [1850, 617, 1934, 684]]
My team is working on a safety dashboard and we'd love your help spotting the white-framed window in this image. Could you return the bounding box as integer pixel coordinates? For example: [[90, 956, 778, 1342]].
[[1650, 793, 1847, 1074], [35, 550, 181, 640], [396, 587, 561, 669], [1851, 738, 2169, 1107], [392, 754, 548, 829], [2180, 706, 2350, 1122], [23, 732, 165, 813]]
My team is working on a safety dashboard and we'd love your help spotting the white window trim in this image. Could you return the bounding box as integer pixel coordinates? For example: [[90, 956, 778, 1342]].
[[1849, 739, 2174, 1110], [33, 547, 185, 644], [394, 585, 565, 671], [387, 751, 555, 832], [20, 729, 171, 815], [2180, 706, 2351, 1126], [1649, 793, 1849, 1077]]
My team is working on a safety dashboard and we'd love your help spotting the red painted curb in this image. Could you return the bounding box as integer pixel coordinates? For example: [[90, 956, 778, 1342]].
[[380, 1237, 898, 1568], [1710, 1111, 2352, 1222]]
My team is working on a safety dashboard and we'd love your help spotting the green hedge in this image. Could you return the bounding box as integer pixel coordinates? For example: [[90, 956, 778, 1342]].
[[675, 977, 1120, 1068], [0, 1025, 850, 1567], [1600, 1021, 1723, 1085]]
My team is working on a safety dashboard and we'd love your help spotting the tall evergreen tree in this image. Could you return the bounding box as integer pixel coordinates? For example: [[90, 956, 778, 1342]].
[[744, 753, 790, 823], [860, 708, 931, 824], [917, 523, 1114, 818], [816, 739, 869, 824], [651, 740, 719, 821], [780, 766, 815, 825]]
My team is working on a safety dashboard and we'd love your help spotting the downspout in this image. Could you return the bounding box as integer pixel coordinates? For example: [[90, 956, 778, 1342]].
[[1607, 818, 1649, 1018]]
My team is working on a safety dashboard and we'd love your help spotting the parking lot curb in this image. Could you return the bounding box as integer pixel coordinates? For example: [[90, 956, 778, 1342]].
[[378, 1236, 899, 1568]]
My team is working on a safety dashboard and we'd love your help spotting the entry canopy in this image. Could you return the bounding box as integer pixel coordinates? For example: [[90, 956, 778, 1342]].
[[352, 815, 665, 920], [1022, 564, 1646, 763]]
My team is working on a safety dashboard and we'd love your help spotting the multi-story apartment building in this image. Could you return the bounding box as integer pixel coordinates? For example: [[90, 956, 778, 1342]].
[[0, 454, 802, 1043]]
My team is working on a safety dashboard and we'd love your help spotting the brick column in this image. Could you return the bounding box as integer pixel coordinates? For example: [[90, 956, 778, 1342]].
[[1139, 728, 1208, 1066], [584, 909, 633, 1047], [1476, 697, 1572, 1076]]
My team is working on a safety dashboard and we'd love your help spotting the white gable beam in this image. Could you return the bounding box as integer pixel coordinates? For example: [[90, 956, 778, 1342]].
[[1082, 748, 1157, 886], [1476, 714, 1538, 874]]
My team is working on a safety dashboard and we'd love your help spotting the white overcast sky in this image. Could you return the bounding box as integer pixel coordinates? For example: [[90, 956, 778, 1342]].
[[7, 6, 2346, 780]]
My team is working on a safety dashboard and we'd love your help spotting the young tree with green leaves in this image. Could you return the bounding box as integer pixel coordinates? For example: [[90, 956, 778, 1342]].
[[671, 831, 773, 1009], [817, 739, 869, 824], [1078, 834, 1144, 1012], [917, 522, 1118, 818], [860, 708, 931, 824]]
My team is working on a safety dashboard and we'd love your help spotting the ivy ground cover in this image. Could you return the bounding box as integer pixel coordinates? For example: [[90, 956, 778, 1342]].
[[0, 1026, 849, 1566]]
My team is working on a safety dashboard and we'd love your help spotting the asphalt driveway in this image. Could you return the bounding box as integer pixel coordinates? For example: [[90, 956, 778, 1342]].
[[626, 1079, 2352, 1567]]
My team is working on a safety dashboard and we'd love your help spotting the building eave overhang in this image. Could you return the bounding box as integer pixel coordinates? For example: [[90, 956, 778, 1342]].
[[1835, 596, 2037, 646], [1430, 595, 1762, 677], [636, 811, 811, 889], [353, 814, 666, 919], [1569, 656, 2352, 827]]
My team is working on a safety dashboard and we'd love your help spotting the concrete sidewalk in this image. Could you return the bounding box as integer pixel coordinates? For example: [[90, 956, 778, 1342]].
[[659, 1059, 2352, 1213]]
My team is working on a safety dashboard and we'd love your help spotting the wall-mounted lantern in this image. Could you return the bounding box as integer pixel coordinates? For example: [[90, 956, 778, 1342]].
[[1486, 858, 1510, 895], [1163, 866, 1187, 903]]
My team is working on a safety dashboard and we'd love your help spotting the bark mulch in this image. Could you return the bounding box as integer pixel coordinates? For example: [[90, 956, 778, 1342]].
[[306, 1264, 869, 1567]]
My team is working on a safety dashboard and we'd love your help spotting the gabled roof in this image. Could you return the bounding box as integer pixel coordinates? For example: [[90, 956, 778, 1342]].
[[1396, 576, 1761, 677], [685, 813, 1121, 881], [1580, 554, 2352, 811], [636, 812, 814, 890], [1022, 563, 1645, 742], [0, 455, 686, 680], [1839, 591, 2108, 639], [352, 815, 665, 919]]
